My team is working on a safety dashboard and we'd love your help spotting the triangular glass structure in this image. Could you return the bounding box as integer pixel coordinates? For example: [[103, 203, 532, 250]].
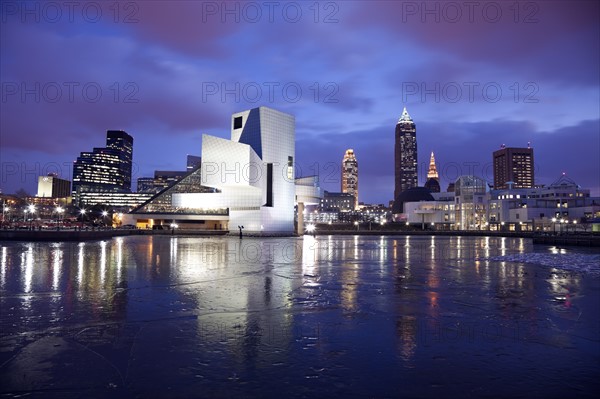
[[131, 165, 221, 214]]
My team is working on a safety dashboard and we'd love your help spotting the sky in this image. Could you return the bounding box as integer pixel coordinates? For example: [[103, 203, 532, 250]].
[[1, 0, 599, 204]]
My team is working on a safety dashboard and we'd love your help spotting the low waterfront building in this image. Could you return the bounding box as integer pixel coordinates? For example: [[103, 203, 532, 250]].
[[77, 191, 154, 210], [454, 175, 490, 231], [403, 192, 455, 229], [37, 173, 71, 198], [320, 191, 356, 213], [488, 173, 599, 232], [391, 187, 435, 221]]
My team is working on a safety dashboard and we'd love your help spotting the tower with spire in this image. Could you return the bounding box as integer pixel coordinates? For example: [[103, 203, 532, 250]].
[[341, 149, 359, 209], [425, 151, 440, 193], [394, 107, 418, 199]]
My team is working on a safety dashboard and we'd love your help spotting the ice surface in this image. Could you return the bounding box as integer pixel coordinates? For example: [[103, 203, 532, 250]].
[[0, 235, 598, 398]]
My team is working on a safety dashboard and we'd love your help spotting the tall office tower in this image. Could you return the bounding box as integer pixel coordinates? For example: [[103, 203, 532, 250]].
[[72, 130, 134, 203], [493, 145, 534, 189], [424, 151, 440, 193], [341, 149, 359, 209], [394, 107, 418, 199], [106, 130, 134, 190]]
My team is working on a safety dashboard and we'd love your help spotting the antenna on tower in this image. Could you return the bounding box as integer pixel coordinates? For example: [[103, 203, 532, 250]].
[[527, 141, 531, 148]]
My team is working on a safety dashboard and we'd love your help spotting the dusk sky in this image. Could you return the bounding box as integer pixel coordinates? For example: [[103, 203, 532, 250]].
[[1, 0, 599, 204]]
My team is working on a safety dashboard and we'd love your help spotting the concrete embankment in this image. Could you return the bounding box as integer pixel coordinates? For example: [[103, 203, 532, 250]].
[[0, 229, 228, 242], [311, 230, 534, 238], [2, 229, 598, 247]]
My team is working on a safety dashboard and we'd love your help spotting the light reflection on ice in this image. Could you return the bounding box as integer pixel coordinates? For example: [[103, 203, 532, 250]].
[[170, 236, 178, 265], [302, 235, 316, 275], [116, 237, 123, 281], [22, 244, 33, 293], [100, 241, 107, 285], [77, 242, 85, 290], [1, 246, 6, 289], [52, 244, 62, 291], [482, 252, 600, 276], [380, 236, 386, 270]]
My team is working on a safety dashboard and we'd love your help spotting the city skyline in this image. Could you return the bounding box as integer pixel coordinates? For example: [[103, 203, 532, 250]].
[[1, 1, 598, 203]]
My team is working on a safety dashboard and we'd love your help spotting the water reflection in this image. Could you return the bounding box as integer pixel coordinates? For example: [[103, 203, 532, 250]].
[[0, 236, 597, 398], [77, 242, 85, 289], [1, 246, 7, 289], [51, 243, 62, 291], [100, 241, 107, 285], [22, 244, 33, 293]]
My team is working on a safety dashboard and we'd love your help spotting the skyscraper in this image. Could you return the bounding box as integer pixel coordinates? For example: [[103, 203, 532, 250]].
[[72, 130, 134, 204], [493, 145, 534, 189], [424, 151, 440, 193], [106, 130, 133, 189], [341, 149, 358, 209], [394, 107, 418, 199]]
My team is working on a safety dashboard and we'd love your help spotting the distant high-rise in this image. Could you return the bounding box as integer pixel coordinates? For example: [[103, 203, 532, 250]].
[[137, 177, 156, 193], [37, 173, 71, 198], [153, 170, 187, 191], [72, 130, 134, 204], [341, 149, 358, 209], [493, 145, 534, 189], [186, 155, 201, 171], [424, 151, 440, 193], [394, 107, 418, 199]]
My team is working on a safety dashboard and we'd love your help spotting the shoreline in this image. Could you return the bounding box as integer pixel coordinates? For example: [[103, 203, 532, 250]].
[[1, 228, 598, 246]]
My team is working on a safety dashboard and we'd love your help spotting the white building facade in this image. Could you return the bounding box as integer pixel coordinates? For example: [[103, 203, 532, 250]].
[[127, 106, 296, 233]]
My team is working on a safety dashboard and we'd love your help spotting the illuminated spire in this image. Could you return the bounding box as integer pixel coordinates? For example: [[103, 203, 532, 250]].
[[397, 107, 413, 123], [427, 151, 439, 180]]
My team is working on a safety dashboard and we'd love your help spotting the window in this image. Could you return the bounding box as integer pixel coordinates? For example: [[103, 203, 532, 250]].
[[266, 163, 273, 207], [234, 116, 243, 129], [287, 156, 293, 180]]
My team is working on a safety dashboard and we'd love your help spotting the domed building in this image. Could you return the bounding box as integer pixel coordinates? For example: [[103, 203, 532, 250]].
[[424, 178, 440, 193], [392, 187, 434, 215]]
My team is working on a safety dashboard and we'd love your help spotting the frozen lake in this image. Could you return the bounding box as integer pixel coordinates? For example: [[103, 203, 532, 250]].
[[1, 235, 599, 398]]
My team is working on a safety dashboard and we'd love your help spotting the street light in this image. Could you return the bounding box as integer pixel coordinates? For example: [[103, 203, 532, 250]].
[[101, 210, 109, 227], [354, 221, 359, 231], [79, 209, 86, 229], [55, 206, 64, 230], [2, 205, 10, 227], [28, 204, 36, 230], [306, 224, 316, 236]]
